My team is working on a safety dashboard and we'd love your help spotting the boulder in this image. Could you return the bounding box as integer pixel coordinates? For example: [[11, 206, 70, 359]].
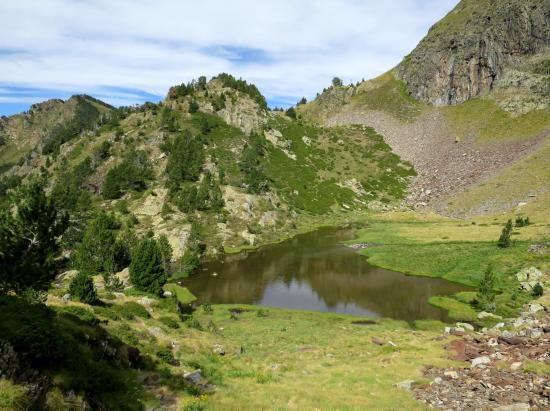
[[478, 311, 502, 320], [471, 356, 491, 367], [395, 380, 415, 390], [516, 267, 542, 292]]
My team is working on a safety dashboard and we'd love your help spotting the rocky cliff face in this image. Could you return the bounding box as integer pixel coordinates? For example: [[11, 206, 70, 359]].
[[397, 0, 550, 105]]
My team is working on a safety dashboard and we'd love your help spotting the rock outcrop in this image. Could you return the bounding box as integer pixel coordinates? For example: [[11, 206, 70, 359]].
[[397, 0, 550, 105]]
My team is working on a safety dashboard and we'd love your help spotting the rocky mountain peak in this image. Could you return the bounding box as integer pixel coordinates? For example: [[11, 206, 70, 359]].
[[397, 0, 550, 106]]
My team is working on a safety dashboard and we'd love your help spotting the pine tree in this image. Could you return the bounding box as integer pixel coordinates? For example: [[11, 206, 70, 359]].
[[497, 219, 513, 248], [476, 265, 497, 312], [129, 238, 167, 295], [69, 271, 98, 304], [210, 179, 224, 211], [0, 177, 67, 293], [158, 234, 173, 273], [285, 107, 297, 119], [196, 172, 211, 210], [74, 211, 118, 275]]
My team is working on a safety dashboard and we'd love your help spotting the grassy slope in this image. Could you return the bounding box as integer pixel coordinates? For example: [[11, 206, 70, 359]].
[[47, 295, 460, 411], [351, 212, 549, 320]]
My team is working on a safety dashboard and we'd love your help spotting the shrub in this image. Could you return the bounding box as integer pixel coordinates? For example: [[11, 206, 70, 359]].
[[515, 216, 531, 227], [532, 283, 544, 297], [113, 301, 150, 320], [159, 316, 180, 329], [188, 100, 199, 113], [69, 272, 98, 304], [497, 219, 513, 248], [475, 265, 497, 312], [57, 306, 99, 325], [285, 107, 297, 119], [129, 238, 167, 295], [156, 347, 176, 364], [103, 149, 152, 199]]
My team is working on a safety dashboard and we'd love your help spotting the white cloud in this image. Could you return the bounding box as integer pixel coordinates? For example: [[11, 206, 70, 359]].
[[0, 0, 460, 108]]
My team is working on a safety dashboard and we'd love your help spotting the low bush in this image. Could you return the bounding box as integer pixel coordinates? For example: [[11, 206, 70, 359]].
[[113, 301, 151, 320]]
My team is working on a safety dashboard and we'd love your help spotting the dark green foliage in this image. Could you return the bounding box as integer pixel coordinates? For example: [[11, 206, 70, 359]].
[[165, 132, 204, 185], [51, 156, 95, 211], [202, 302, 213, 314], [240, 133, 268, 194], [210, 179, 224, 211], [73, 211, 120, 275], [285, 107, 297, 119], [42, 96, 102, 155], [174, 183, 198, 213], [211, 92, 226, 111], [332, 77, 343, 87], [0, 295, 64, 365], [175, 222, 203, 276], [0, 177, 67, 293], [515, 215, 531, 227], [0, 174, 22, 199], [69, 272, 98, 305], [159, 316, 180, 329], [156, 347, 176, 364], [95, 140, 112, 160], [214, 73, 267, 110], [196, 172, 211, 210], [0, 295, 144, 409], [56, 305, 99, 325], [497, 219, 513, 248], [169, 82, 195, 99], [188, 100, 199, 113], [532, 59, 550, 75], [103, 149, 152, 199], [158, 234, 173, 273], [129, 238, 167, 295], [113, 301, 150, 320], [297, 97, 307, 105], [475, 265, 497, 312], [532, 283, 543, 297]]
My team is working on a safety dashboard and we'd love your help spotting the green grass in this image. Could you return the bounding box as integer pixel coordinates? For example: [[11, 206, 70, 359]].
[[164, 283, 197, 305], [0, 379, 30, 411], [443, 98, 550, 143], [352, 214, 548, 319], [352, 73, 425, 121], [428, 296, 477, 322]]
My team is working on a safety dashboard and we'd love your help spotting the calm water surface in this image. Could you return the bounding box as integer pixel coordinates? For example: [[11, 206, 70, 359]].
[[183, 227, 468, 322]]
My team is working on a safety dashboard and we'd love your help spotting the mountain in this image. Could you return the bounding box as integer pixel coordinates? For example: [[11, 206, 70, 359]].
[[397, 0, 550, 106], [299, 0, 550, 217], [0, 75, 414, 259]]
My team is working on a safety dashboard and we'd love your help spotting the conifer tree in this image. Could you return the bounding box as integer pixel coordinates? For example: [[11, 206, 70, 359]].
[[129, 238, 167, 295], [497, 219, 513, 248]]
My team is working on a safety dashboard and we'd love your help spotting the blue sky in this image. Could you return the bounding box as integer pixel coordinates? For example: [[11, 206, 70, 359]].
[[0, 0, 460, 116]]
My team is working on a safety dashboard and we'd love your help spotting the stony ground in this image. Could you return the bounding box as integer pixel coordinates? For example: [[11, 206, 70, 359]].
[[325, 108, 549, 214], [414, 307, 550, 410]]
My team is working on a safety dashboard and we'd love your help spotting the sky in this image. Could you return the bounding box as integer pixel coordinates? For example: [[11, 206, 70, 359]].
[[0, 0, 460, 115]]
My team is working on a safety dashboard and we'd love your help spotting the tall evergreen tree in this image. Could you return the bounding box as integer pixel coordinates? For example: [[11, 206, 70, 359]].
[[0, 177, 67, 293], [129, 238, 167, 295], [497, 219, 513, 248], [73, 211, 119, 275]]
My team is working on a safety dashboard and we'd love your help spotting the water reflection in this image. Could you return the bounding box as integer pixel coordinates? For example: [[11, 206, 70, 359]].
[[183, 227, 468, 322]]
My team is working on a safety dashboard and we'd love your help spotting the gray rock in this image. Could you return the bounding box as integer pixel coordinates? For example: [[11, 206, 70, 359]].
[[212, 344, 225, 356], [478, 311, 502, 320], [517, 267, 543, 292], [471, 356, 491, 367], [492, 404, 530, 411], [395, 380, 415, 390], [456, 322, 474, 331]]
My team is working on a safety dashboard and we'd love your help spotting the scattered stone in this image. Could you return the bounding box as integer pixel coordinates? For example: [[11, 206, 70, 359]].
[[371, 337, 385, 346], [478, 311, 502, 320], [516, 267, 543, 292], [456, 322, 474, 331], [444, 370, 459, 379], [61, 293, 71, 302], [471, 356, 491, 367], [498, 335, 523, 346], [163, 291, 173, 297], [492, 404, 530, 411], [395, 380, 415, 390], [510, 362, 523, 371], [528, 303, 544, 314], [212, 344, 225, 356]]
